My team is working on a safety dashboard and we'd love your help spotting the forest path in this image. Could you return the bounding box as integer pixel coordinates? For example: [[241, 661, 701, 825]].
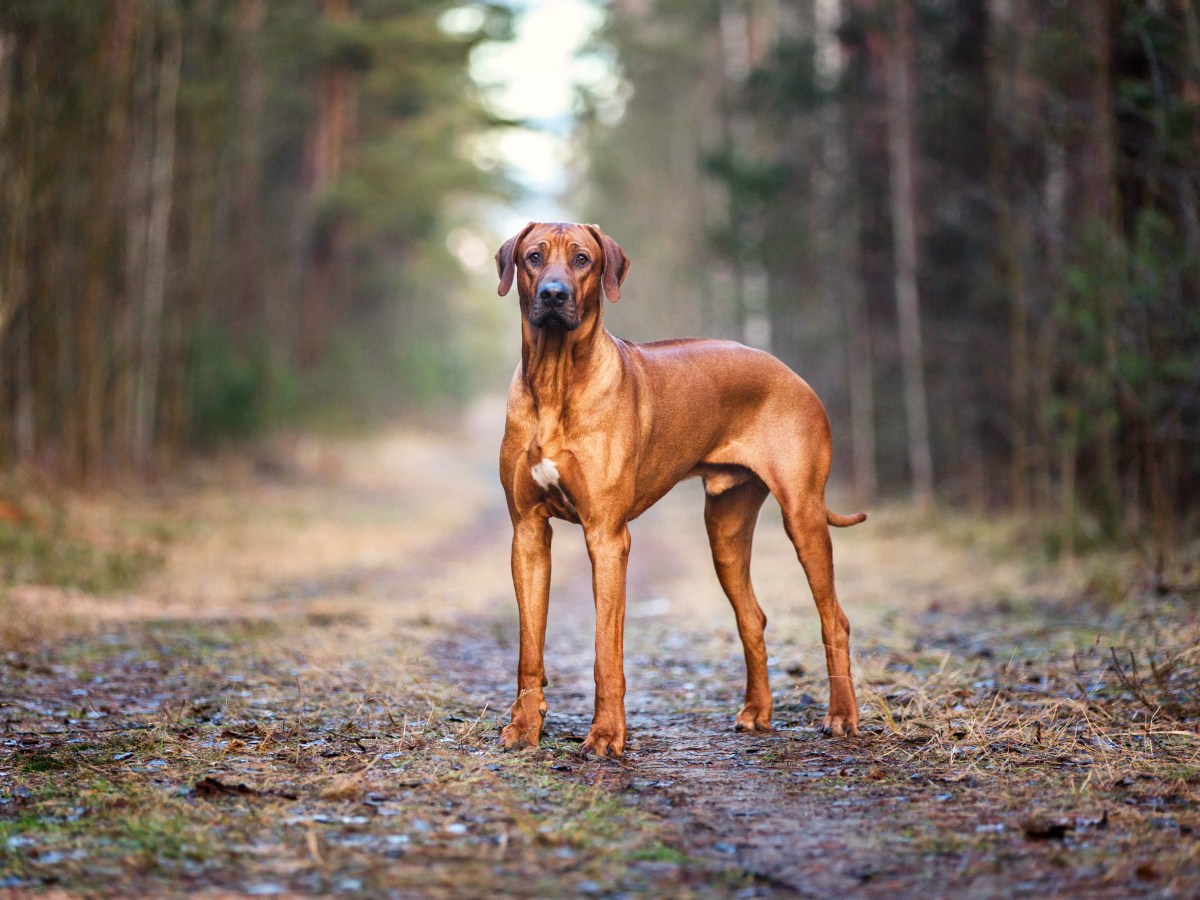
[[1, 401, 1197, 897]]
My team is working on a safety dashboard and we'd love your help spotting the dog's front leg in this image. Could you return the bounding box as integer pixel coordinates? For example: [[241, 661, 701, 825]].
[[581, 524, 631, 757], [500, 514, 552, 750]]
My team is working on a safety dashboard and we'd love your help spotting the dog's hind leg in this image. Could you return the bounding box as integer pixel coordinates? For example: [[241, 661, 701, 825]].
[[776, 493, 859, 737], [704, 476, 773, 732]]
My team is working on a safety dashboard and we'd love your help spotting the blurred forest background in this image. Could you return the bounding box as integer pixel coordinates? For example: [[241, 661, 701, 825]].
[[0, 0, 515, 475], [1, 0, 1198, 557]]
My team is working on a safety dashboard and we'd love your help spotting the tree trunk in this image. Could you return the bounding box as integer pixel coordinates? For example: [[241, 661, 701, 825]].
[[884, 0, 934, 506], [120, 12, 154, 465], [820, 0, 876, 503], [233, 0, 267, 337], [1060, 404, 1078, 560], [74, 1, 137, 482], [717, 0, 772, 352], [1077, 0, 1120, 533], [0, 26, 21, 464], [1037, 138, 1066, 512], [0, 27, 14, 347], [133, 1, 182, 472], [843, 206, 876, 505], [300, 0, 357, 369], [987, 0, 1035, 513]]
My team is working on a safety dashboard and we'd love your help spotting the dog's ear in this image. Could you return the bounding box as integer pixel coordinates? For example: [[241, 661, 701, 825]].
[[585, 225, 631, 302], [495, 222, 536, 297]]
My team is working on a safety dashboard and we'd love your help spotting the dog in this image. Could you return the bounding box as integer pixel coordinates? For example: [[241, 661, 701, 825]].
[[496, 222, 866, 757]]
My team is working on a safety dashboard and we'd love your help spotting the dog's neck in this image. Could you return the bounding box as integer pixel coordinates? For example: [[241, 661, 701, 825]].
[[521, 309, 617, 452]]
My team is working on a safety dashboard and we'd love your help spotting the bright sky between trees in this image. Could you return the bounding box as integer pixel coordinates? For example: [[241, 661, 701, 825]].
[[443, 0, 624, 270]]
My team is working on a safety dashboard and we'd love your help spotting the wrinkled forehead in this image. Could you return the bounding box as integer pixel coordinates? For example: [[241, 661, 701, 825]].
[[521, 222, 601, 257]]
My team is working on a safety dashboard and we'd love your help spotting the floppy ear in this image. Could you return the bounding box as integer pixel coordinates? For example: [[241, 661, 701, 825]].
[[495, 222, 536, 297], [585, 225, 631, 302]]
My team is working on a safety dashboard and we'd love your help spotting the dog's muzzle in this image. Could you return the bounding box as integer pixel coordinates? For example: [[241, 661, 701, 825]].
[[528, 279, 579, 330]]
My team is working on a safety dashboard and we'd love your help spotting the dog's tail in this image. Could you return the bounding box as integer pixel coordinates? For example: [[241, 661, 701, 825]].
[[825, 507, 868, 528]]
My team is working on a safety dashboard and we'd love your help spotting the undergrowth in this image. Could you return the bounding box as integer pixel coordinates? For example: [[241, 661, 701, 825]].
[[0, 519, 161, 594]]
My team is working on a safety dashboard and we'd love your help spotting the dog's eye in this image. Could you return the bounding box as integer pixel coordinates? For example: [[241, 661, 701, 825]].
[[527, 251, 542, 265], [574, 253, 589, 267]]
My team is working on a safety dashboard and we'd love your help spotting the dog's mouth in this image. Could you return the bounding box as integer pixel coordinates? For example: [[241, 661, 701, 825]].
[[528, 304, 580, 331]]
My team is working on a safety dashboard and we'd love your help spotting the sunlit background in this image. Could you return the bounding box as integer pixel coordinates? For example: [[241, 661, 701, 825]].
[[1, 0, 1197, 551], [458, 0, 619, 230]]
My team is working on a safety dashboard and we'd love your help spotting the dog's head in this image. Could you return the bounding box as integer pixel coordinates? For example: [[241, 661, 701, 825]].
[[495, 223, 630, 331]]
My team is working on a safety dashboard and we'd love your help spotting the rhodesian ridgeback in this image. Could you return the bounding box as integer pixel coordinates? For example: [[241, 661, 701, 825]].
[[496, 222, 866, 757]]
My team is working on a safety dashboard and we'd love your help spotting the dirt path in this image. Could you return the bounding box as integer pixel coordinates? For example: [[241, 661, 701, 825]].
[[423, 432, 1199, 897], [432, 484, 882, 895], [2, 404, 1198, 897]]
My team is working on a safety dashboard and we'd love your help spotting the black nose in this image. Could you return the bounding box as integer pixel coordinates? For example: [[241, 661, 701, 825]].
[[538, 281, 570, 306]]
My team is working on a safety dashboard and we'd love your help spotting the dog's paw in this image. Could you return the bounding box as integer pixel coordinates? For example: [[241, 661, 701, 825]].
[[579, 726, 625, 759], [822, 713, 860, 738], [499, 721, 542, 750], [734, 704, 773, 733]]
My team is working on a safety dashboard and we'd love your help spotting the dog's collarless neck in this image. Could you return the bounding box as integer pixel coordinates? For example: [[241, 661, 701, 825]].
[[521, 318, 616, 412]]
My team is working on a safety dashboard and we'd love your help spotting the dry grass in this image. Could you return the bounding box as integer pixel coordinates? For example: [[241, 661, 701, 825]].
[[0, 610, 713, 896], [0, 424, 719, 895], [2, 417, 1198, 894]]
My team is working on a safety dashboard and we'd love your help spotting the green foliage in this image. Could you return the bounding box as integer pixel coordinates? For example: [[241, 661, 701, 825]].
[[1027, 8, 1101, 97], [746, 39, 825, 114], [0, 519, 161, 594], [702, 150, 789, 206], [587, 0, 1200, 548], [0, 0, 512, 479], [186, 326, 272, 445], [1055, 206, 1200, 539], [19, 754, 63, 773], [198, 0, 511, 433], [315, 19, 377, 72]]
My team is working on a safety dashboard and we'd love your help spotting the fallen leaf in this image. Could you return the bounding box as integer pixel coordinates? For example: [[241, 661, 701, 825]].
[[0, 499, 26, 524], [193, 776, 296, 800], [1135, 861, 1159, 881], [319, 773, 365, 802], [194, 775, 259, 798], [1021, 817, 1073, 840]]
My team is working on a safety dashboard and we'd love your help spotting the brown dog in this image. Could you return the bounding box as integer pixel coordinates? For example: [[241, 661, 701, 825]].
[[496, 222, 865, 757]]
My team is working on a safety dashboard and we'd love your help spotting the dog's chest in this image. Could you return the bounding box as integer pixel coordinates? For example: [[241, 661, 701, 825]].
[[527, 451, 579, 519], [530, 457, 561, 491]]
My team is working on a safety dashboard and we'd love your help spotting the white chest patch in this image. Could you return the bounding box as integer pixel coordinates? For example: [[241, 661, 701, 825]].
[[530, 458, 561, 491]]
